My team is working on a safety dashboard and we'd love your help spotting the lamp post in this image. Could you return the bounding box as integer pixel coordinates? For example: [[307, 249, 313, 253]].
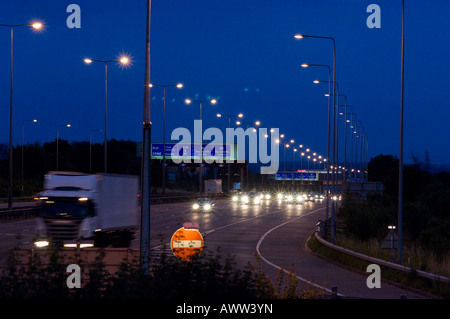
[[293, 148, 297, 171], [0, 21, 43, 209], [56, 124, 71, 171], [217, 112, 244, 191], [297, 33, 337, 243], [185, 97, 217, 121], [300, 152, 305, 171], [84, 55, 129, 173], [140, 0, 152, 274], [236, 120, 261, 191], [314, 79, 340, 243], [89, 129, 103, 173], [398, 0, 405, 265], [21, 119, 37, 192], [284, 144, 290, 182], [185, 97, 218, 193], [150, 83, 183, 195], [301, 63, 332, 211]]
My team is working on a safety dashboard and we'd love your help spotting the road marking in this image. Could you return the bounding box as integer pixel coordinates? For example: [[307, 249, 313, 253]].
[[151, 204, 286, 250], [255, 207, 345, 297]]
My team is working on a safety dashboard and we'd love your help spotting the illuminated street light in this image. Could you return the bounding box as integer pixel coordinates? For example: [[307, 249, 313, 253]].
[[185, 97, 217, 121], [0, 20, 44, 209], [216, 112, 245, 191], [149, 82, 184, 195], [184, 97, 218, 193], [83, 55, 131, 173], [236, 119, 263, 190], [31, 22, 43, 30], [295, 32, 337, 244]]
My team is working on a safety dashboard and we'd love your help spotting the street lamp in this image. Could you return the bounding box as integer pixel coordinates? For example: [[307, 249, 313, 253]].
[[185, 97, 217, 121], [184, 97, 218, 193], [56, 124, 71, 171], [284, 144, 290, 183], [296, 33, 337, 244], [21, 119, 37, 192], [1, 21, 43, 209], [236, 120, 261, 191], [216, 112, 244, 191], [398, 0, 405, 266], [149, 83, 183, 195], [301, 63, 332, 218], [84, 55, 130, 173]]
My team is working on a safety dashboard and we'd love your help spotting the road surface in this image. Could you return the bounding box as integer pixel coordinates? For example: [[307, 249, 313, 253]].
[[0, 198, 428, 299]]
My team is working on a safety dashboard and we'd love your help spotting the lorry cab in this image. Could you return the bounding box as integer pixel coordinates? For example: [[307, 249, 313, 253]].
[[34, 172, 138, 248]]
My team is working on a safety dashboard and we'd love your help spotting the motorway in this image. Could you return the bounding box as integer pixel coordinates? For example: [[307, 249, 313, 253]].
[[0, 199, 427, 299]]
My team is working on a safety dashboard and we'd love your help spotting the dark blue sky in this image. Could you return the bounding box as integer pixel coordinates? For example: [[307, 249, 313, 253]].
[[1, 0, 450, 166]]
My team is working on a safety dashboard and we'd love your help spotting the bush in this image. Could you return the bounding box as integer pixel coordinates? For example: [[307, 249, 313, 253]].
[[0, 249, 319, 299]]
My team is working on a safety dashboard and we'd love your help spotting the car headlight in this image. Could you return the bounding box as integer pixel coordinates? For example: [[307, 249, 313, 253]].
[[277, 194, 283, 199], [297, 196, 303, 202], [242, 196, 249, 203], [232, 196, 238, 201], [265, 194, 271, 200], [193, 203, 200, 209], [204, 204, 211, 210], [287, 195, 293, 201], [254, 197, 260, 204]]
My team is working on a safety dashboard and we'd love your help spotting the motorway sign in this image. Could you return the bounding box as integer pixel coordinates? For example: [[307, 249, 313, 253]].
[[276, 172, 318, 181], [136, 142, 237, 161]]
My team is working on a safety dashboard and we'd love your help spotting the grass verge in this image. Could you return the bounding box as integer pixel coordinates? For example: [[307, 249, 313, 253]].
[[306, 232, 449, 298]]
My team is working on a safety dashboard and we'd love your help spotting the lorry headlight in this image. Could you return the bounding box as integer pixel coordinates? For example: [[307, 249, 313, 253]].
[[34, 240, 49, 248], [63, 242, 94, 248]]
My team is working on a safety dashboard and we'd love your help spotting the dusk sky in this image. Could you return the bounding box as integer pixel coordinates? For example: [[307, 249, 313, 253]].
[[1, 0, 450, 166]]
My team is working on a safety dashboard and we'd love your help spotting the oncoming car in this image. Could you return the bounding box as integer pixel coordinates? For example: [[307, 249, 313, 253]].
[[241, 192, 261, 205], [192, 198, 214, 212]]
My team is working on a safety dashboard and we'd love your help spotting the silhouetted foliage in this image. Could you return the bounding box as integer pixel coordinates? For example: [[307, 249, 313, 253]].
[[0, 249, 321, 299], [0, 139, 143, 198], [341, 153, 450, 259]]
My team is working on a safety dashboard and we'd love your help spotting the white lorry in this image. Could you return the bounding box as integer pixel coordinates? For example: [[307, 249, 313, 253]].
[[34, 172, 139, 248]]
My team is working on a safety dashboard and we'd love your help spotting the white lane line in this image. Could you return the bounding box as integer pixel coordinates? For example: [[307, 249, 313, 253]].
[[202, 208, 285, 236], [255, 207, 345, 297], [151, 205, 286, 250]]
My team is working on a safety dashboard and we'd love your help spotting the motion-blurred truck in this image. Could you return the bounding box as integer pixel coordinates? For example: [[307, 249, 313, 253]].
[[34, 172, 139, 248]]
